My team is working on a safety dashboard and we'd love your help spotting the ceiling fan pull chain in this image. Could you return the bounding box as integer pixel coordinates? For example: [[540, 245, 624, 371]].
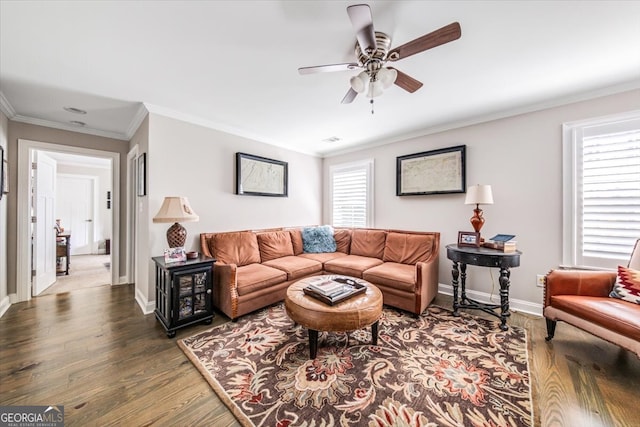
[[370, 99, 374, 114]]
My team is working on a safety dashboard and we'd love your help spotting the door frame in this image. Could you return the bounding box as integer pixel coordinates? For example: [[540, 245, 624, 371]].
[[17, 139, 120, 302], [56, 173, 99, 255], [125, 146, 138, 285]]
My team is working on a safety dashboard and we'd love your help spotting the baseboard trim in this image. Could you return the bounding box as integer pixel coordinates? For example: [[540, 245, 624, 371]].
[[135, 287, 155, 315], [0, 295, 11, 318], [438, 283, 543, 317]]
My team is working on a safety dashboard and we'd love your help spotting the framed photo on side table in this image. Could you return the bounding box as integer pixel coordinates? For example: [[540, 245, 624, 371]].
[[458, 231, 480, 247]]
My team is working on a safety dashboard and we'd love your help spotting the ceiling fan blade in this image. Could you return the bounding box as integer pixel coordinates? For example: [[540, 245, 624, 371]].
[[347, 4, 376, 54], [298, 63, 360, 75], [389, 67, 423, 93], [388, 22, 461, 61], [341, 88, 358, 104]]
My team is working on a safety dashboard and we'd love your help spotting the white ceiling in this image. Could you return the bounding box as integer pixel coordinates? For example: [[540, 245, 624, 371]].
[[1, 1, 639, 157]]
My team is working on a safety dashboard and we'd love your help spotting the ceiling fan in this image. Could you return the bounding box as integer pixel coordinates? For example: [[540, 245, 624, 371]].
[[298, 4, 461, 105]]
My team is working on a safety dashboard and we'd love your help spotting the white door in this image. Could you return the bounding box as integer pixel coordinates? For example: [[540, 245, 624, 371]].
[[57, 176, 94, 255], [33, 152, 57, 295]]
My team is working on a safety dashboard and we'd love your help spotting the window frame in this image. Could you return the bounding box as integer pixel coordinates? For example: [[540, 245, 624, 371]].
[[329, 159, 374, 228], [562, 110, 640, 269]]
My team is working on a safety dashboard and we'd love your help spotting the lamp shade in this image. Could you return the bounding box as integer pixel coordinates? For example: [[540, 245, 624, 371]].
[[153, 197, 199, 223], [464, 185, 494, 205]]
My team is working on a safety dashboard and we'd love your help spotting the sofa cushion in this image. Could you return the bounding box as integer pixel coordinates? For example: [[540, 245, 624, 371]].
[[609, 265, 640, 304], [288, 229, 304, 255], [550, 295, 640, 341], [324, 255, 383, 278], [257, 231, 294, 262], [334, 229, 352, 254], [211, 232, 261, 266], [263, 256, 322, 280], [302, 225, 337, 253], [299, 252, 348, 264], [363, 262, 416, 293], [383, 232, 434, 264], [350, 229, 387, 259], [236, 263, 287, 296]]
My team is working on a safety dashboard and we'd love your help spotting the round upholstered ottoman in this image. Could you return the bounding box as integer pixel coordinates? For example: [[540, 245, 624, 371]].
[[285, 275, 383, 359]]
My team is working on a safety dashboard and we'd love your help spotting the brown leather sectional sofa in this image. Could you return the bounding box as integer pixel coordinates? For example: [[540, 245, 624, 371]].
[[200, 227, 440, 320], [544, 239, 640, 358]]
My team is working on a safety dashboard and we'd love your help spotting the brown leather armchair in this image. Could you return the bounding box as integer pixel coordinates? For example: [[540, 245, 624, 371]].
[[543, 239, 640, 358]]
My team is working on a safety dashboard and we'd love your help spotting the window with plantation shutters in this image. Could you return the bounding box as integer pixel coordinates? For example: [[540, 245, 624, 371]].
[[563, 112, 640, 269], [330, 159, 374, 228]]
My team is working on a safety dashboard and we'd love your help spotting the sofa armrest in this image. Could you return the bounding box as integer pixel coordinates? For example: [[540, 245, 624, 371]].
[[544, 269, 616, 307], [415, 254, 440, 314], [213, 262, 239, 320]]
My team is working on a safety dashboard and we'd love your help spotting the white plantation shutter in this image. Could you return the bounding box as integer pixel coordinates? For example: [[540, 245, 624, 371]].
[[330, 160, 373, 228], [564, 112, 640, 269]]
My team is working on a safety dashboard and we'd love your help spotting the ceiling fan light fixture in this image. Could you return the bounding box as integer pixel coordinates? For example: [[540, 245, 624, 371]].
[[367, 80, 384, 98], [350, 71, 369, 93], [378, 67, 397, 89]]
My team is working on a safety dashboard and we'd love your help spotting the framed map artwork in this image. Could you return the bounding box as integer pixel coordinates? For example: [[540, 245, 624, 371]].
[[236, 152, 288, 197], [396, 145, 466, 196]]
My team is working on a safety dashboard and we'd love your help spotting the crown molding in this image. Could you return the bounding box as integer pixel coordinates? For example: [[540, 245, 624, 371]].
[[125, 103, 149, 139], [322, 79, 640, 158], [143, 103, 322, 157], [10, 114, 129, 141], [0, 91, 16, 118]]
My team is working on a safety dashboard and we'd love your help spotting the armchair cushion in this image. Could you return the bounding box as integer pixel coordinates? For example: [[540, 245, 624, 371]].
[[609, 265, 640, 305]]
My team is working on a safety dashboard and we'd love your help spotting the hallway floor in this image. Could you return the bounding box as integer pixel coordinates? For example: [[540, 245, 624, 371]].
[[40, 254, 111, 296]]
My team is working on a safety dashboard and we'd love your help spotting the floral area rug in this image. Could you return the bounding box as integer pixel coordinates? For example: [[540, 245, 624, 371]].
[[178, 304, 533, 426]]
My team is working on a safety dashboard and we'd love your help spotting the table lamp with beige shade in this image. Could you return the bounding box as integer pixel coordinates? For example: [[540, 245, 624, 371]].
[[464, 184, 493, 234], [153, 197, 199, 248]]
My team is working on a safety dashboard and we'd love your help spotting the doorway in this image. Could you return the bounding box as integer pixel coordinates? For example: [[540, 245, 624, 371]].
[[16, 139, 121, 302]]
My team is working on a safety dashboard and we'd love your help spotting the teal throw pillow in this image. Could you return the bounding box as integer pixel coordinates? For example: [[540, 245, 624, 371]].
[[302, 226, 337, 253]]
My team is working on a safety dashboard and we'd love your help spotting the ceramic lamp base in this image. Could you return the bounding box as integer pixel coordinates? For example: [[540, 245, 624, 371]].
[[167, 222, 187, 248], [470, 207, 485, 233]]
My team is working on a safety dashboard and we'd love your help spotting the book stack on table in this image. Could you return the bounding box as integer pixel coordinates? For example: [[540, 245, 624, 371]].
[[303, 276, 366, 306], [482, 234, 517, 252]]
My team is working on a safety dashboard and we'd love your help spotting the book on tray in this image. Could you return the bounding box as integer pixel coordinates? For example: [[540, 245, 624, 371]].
[[303, 276, 366, 305]]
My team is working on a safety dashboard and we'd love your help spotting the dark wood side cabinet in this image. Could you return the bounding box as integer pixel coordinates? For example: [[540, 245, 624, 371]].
[[56, 234, 71, 275], [152, 255, 216, 338]]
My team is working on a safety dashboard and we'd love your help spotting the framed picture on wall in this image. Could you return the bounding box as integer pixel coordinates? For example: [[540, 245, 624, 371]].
[[235, 152, 288, 197], [396, 145, 466, 196], [0, 145, 4, 200], [137, 153, 146, 197], [0, 145, 7, 198]]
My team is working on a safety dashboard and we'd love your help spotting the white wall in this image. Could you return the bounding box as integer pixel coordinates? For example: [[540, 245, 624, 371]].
[[323, 89, 640, 311], [56, 163, 112, 253], [134, 113, 322, 311], [0, 111, 9, 317]]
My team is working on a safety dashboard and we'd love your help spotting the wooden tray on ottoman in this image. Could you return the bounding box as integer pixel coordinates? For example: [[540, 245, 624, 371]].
[[303, 276, 366, 305]]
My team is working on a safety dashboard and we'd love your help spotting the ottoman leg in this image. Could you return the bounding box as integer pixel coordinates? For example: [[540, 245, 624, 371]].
[[371, 321, 379, 345], [309, 329, 319, 359]]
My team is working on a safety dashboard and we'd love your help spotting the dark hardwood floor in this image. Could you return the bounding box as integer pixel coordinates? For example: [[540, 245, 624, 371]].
[[0, 284, 638, 426]]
